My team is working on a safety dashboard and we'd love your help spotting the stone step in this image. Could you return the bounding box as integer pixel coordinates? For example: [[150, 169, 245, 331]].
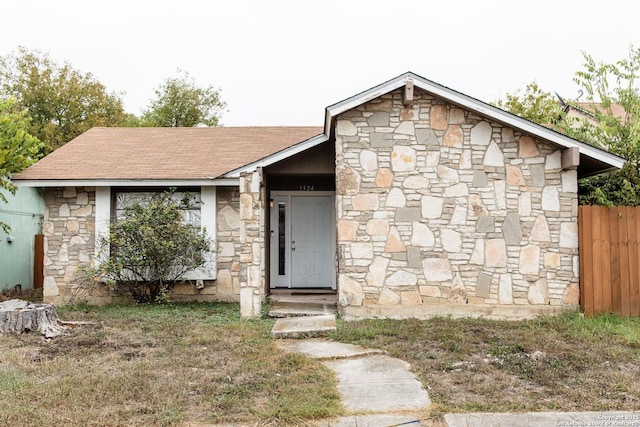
[[268, 301, 337, 318], [271, 314, 337, 339]]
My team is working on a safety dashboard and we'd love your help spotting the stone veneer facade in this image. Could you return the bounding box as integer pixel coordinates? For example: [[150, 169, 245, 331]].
[[42, 187, 96, 304], [335, 88, 580, 320], [41, 186, 242, 304], [238, 170, 265, 318], [215, 187, 242, 301]]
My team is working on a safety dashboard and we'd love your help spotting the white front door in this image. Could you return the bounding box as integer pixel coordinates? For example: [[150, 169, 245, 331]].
[[291, 196, 333, 288], [270, 192, 335, 289]]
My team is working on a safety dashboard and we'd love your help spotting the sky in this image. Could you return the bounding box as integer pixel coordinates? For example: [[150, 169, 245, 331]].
[[2, 0, 639, 126]]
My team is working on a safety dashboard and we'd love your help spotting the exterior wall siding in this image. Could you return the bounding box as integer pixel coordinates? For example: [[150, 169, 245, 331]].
[[0, 187, 45, 291], [238, 170, 265, 318], [215, 186, 242, 301], [42, 187, 96, 304], [335, 89, 580, 320]]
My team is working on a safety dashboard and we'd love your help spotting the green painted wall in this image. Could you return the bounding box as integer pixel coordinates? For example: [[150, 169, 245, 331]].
[[0, 187, 45, 291]]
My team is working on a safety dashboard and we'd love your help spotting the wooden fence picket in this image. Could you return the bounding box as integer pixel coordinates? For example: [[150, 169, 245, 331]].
[[579, 206, 640, 316]]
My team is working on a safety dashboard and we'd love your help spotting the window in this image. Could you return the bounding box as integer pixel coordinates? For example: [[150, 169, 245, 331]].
[[114, 190, 202, 227], [95, 186, 217, 280]]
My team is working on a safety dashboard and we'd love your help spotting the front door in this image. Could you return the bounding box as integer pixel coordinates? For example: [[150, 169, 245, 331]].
[[270, 192, 335, 289]]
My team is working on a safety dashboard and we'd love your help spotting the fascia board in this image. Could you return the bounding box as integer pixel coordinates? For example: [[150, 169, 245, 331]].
[[222, 134, 329, 178], [324, 73, 409, 131], [13, 178, 240, 187], [418, 80, 626, 168]]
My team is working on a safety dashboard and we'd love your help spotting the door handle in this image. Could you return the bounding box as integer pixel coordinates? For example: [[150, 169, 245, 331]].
[[292, 240, 296, 251]]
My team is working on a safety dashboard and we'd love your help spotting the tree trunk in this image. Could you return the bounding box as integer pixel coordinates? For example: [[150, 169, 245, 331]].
[[0, 299, 66, 338]]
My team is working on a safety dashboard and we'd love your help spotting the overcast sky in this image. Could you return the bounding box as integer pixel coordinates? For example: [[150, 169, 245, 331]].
[[2, 0, 639, 126]]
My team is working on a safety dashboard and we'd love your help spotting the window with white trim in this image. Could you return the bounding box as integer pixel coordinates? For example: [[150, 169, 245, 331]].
[[94, 186, 217, 280], [114, 190, 202, 227]]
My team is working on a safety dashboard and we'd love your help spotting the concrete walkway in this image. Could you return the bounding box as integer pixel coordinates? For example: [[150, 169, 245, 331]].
[[278, 339, 432, 427]]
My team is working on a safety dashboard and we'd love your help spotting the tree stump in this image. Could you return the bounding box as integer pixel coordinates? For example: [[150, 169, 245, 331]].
[[0, 299, 66, 338]]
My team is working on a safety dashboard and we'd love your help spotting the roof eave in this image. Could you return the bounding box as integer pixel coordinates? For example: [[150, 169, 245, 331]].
[[579, 166, 619, 179], [221, 133, 328, 178], [13, 178, 240, 188]]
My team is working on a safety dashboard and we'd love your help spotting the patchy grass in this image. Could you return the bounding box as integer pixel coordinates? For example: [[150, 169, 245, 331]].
[[4, 294, 639, 424], [0, 287, 43, 303], [331, 310, 640, 418], [0, 302, 341, 426]]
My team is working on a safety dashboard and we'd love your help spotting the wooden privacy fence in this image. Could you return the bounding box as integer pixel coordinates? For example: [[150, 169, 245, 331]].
[[579, 206, 640, 317]]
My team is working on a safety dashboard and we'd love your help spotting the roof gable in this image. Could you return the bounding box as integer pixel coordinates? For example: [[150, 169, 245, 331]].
[[324, 72, 625, 177]]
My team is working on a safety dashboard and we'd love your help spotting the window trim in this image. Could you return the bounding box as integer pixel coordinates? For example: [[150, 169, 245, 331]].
[[94, 186, 217, 281]]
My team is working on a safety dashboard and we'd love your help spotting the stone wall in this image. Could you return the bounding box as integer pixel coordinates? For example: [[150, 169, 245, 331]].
[[238, 170, 265, 318], [335, 88, 580, 320], [42, 187, 96, 304], [215, 187, 242, 301]]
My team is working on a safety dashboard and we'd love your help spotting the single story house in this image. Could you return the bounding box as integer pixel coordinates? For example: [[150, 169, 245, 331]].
[[13, 72, 625, 319]]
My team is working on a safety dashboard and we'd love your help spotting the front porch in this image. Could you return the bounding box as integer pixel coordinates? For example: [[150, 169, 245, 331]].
[[238, 139, 338, 318]]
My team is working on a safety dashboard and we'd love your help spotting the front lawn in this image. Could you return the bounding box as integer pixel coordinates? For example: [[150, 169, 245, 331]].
[[2, 289, 639, 426], [0, 301, 341, 426]]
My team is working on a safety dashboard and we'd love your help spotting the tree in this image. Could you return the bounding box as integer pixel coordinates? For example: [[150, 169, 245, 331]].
[[0, 47, 127, 154], [0, 98, 43, 232], [142, 70, 226, 127], [497, 46, 640, 206], [121, 113, 147, 127], [79, 191, 212, 303], [562, 47, 640, 162], [494, 82, 562, 125], [560, 47, 640, 206]]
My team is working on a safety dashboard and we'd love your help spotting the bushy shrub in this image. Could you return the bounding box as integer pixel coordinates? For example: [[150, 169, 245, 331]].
[[78, 191, 212, 303]]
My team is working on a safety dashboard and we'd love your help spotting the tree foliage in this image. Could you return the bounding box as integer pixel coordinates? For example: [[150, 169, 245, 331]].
[[0, 47, 127, 154], [562, 47, 640, 206], [497, 46, 640, 206], [0, 98, 43, 232], [142, 70, 226, 127], [494, 82, 562, 125], [566, 48, 640, 160], [82, 192, 212, 303]]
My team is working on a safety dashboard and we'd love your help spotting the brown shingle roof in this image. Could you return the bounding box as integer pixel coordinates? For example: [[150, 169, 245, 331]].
[[14, 127, 323, 181]]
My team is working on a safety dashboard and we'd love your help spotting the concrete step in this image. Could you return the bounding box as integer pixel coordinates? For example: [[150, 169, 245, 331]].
[[269, 300, 337, 318], [278, 339, 384, 360], [271, 314, 337, 339]]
